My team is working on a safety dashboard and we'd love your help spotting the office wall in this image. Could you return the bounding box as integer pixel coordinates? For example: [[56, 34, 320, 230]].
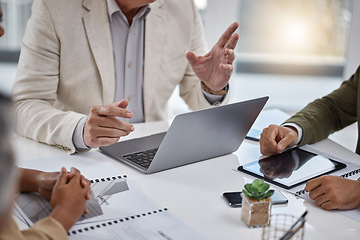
[[343, 0, 360, 80], [0, 1, 32, 63], [203, 0, 240, 49]]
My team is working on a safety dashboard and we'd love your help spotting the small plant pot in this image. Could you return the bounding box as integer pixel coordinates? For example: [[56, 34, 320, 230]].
[[241, 193, 272, 228]]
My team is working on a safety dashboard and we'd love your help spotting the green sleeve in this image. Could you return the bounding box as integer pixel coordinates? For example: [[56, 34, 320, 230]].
[[284, 66, 360, 146]]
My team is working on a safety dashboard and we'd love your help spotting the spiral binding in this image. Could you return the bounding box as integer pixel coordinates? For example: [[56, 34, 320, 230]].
[[295, 168, 360, 196], [295, 189, 307, 196], [67, 208, 168, 236], [90, 175, 127, 184], [339, 168, 360, 178]]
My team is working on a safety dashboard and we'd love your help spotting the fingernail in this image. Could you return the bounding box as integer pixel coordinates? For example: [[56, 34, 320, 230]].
[[61, 167, 66, 173], [126, 112, 132, 118], [130, 125, 135, 131], [82, 179, 87, 186]]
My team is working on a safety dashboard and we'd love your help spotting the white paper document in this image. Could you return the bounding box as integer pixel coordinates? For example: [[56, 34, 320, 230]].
[[69, 208, 209, 240], [15, 151, 209, 239]]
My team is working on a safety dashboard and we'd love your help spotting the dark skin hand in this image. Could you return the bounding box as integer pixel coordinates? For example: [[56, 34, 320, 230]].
[[50, 167, 91, 231], [305, 175, 360, 210], [19, 168, 91, 212], [260, 125, 298, 156]]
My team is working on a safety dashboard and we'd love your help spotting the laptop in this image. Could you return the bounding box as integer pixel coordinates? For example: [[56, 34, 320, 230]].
[[99, 96, 269, 174]]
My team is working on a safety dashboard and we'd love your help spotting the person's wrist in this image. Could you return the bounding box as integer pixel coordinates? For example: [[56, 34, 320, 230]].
[[285, 126, 298, 135], [285, 126, 299, 143], [282, 123, 302, 145], [355, 180, 360, 208], [50, 206, 77, 231], [201, 82, 229, 95], [280, 126, 299, 148], [33, 170, 45, 193]]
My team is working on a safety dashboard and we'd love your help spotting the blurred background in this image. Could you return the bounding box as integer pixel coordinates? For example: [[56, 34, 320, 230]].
[[0, 0, 359, 150]]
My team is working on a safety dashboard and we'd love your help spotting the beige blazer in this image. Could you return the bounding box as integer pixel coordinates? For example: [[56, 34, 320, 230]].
[[0, 216, 67, 240], [12, 0, 229, 153]]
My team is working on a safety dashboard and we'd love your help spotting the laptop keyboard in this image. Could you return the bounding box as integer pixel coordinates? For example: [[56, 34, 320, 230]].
[[122, 148, 158, 169]]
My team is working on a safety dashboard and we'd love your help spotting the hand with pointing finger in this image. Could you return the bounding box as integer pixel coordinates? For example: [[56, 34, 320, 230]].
[[83, 99, 135, 148], [186, 22, 239, 92], [259, 125, 298, 156]]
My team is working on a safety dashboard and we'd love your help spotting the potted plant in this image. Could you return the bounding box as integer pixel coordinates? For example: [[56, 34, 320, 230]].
[[241, 179, 274, 228]]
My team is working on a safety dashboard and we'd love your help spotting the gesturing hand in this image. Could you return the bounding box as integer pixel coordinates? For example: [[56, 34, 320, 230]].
[[84, 99, 135, 148], [186, 22, 239, 92]]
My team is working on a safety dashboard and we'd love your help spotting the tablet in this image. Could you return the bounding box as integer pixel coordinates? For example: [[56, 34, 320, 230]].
[[237, 148, 347, 189]]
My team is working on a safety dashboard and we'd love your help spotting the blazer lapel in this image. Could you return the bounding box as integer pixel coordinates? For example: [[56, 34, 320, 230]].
[[143, 0, 166, 121], [83, 0, 115, 104]]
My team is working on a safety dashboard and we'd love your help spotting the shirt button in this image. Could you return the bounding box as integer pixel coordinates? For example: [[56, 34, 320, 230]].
[[128, 96, 132, 101], [128, 62, 131, 68]]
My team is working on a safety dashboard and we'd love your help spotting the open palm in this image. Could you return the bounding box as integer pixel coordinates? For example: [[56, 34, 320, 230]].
[[186, 22, 239, 91]]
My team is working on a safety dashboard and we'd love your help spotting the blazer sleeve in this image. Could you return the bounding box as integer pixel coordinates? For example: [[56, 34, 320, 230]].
[[11, 0, 84, 154], [283, 66, 360, 146], [178, 0, 230, 111], [1, 217, 68, 240]]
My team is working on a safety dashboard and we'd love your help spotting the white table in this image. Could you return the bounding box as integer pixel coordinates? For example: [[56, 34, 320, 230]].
[[13, 109, 360, 240]]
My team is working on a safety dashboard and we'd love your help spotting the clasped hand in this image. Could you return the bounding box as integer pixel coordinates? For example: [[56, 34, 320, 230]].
[[50, 167, 91, 230], [20, 167, 91, 231]]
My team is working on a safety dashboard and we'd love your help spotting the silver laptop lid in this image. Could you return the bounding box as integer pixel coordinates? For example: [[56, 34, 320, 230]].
[[146, 96, 269, 173]]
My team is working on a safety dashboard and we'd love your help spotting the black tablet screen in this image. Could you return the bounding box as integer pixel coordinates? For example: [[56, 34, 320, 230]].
[[238, 148, 346, 189]]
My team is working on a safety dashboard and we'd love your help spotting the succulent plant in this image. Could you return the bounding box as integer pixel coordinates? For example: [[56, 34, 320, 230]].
[[243, 179, 274, 200]]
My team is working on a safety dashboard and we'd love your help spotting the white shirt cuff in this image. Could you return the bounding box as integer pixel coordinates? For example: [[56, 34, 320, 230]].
[[281, 122, 303, 145], [72, 116, 90, 150], [201, 88, 225, 106]]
